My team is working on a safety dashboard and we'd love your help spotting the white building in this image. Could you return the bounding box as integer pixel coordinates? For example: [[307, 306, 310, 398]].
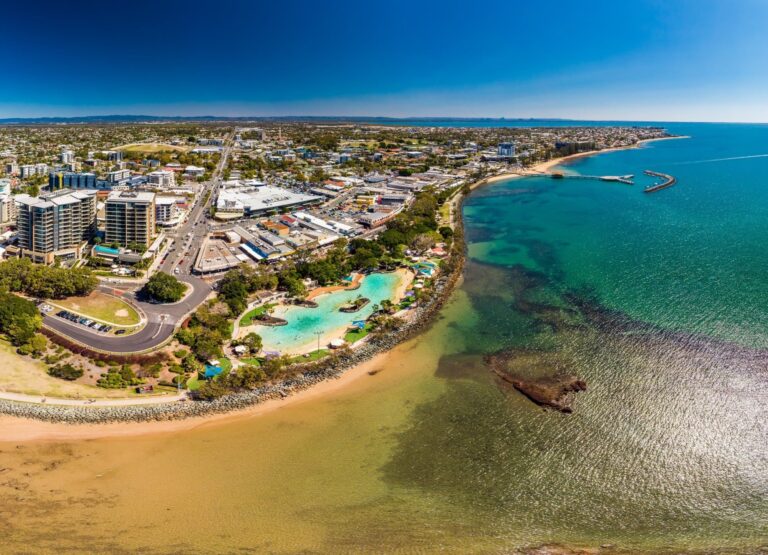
[[107, 169, 132, 183], [19, 163, 48, 178], [155, 196, 183, 226], [498, 142, 516, 157], [0, 194, 16, 225], [147, 170, 176, 188], [215, 181, 322, 218], [61, 150, 75, 164], [184, 165, 205, 177]]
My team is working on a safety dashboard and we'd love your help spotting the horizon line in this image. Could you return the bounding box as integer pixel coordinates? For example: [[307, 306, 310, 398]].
[[1, 114, 768, 125]]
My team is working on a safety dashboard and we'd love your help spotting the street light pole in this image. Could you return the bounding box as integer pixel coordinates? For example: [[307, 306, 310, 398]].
[[313, 330, 322, 355]]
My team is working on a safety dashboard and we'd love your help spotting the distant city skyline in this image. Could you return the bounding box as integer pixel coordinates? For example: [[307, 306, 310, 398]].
[[3, 0, 768, 122]]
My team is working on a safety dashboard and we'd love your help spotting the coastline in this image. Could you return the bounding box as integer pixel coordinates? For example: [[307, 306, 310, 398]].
[[0, 134, 680, 437], [476, 135, 689, 188], [0, 351, 388, 442]]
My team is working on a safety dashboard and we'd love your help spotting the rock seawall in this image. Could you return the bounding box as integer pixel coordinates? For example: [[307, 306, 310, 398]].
[[1, 190, 468, 424]]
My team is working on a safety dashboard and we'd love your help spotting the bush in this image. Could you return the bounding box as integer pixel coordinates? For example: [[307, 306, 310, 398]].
[[48, 363, 83, 381], [168, 363, 184, 375], [173, 349, 188, 359], [196, 379, 228, 401], [44, 353, 67, 365], [97, 365, 141, 388]]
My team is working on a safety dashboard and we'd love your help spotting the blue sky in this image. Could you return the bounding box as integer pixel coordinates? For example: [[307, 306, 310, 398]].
[[2, 0, 767, 121]]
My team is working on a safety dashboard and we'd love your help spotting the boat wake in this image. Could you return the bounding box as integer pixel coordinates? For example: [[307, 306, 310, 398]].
[[674, 153, 768, 165]]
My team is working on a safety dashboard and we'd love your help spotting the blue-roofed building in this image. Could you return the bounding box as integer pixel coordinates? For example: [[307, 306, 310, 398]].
[[204, 360, 223, 378]]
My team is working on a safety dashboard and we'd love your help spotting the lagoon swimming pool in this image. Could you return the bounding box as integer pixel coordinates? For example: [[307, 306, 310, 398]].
[[256, 272, 403, 353]]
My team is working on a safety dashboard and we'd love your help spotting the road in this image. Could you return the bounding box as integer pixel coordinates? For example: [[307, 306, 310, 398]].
[[43, 132, 235, 354]]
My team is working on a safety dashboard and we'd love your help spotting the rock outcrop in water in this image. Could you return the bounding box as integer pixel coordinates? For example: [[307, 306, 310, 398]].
[[484, 350, 586, 413]]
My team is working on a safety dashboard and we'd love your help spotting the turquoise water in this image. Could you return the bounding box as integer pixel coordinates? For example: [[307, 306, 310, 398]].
[[398, 122, 768, 549], [257, 272, 402, 352], [467, 123, 768, 347]]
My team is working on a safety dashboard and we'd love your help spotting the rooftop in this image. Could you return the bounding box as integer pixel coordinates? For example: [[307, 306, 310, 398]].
[[106, 191, 156, 204]]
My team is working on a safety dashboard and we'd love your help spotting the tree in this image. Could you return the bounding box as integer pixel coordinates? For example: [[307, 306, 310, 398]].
[[192, 330, 223, 361], [0, 293, 42, 345], [196, 379, 229, 401], [226, 364, 266, 389], [0, 258, 97, 299], [182, 353, 203, 374], [241, 332, 262, 355], [25, 334, 48, 356], [143, 272, 186, 303], [411, 232, 437, 253]]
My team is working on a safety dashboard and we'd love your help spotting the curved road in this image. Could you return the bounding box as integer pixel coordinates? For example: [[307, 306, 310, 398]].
[[43, 277, 212, 354], [42, 133, 234, 354]]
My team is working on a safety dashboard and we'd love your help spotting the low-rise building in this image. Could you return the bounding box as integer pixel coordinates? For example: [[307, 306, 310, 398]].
[[215, 181, 322, 219]]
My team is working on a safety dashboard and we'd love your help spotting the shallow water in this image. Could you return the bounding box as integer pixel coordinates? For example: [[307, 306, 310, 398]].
[[2, 123, 768, 553], [257, 272, 402, 352]]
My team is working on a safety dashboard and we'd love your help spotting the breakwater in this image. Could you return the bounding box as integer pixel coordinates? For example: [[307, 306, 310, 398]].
[[643, 170, 676, 193]]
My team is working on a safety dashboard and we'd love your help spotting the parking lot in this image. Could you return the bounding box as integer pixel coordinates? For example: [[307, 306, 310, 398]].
[[52, 309, 114, 335]]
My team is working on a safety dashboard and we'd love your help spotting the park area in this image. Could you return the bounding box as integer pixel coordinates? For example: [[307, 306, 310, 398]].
[[0, 341, 147, 400], [115, 143, 190, 153], [53, 291, 141, 327]]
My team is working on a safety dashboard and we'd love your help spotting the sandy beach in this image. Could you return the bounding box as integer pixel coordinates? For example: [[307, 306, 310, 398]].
[[0, 348, 389, 442], [306, 272, 364, 300], [477, 135, 689, 187]]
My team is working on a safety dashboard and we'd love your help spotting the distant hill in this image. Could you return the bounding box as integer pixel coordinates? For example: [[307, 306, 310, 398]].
[[0, 115, 575, 125]]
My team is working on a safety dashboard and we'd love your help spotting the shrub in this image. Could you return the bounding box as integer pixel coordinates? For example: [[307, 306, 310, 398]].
[[48, 363, 83, 381]]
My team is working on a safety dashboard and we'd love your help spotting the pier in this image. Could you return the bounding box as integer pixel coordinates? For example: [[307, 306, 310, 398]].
[[550, 172, 635, 185], [643, 170, 676, 193]]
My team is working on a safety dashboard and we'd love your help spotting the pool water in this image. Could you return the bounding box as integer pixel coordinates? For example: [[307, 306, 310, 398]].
[[257, 272, 403, 353]]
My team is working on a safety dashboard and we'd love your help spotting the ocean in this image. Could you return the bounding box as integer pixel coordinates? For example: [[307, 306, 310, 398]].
[[2, 122, 767, 553]]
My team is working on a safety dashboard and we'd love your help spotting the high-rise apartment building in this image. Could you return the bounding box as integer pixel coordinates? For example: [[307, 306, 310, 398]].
[[105, 191, 156, 248], [15, 189, 97, 264]]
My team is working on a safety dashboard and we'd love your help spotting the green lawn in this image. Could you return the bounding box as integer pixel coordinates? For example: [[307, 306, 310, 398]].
[[186, 372, 201, 391], [54, 291, 141, 326], [289, 349, 330, 363], [240, 303, 276, 326], [344, 324, 372, 344], [219, 357, 232, 375]]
